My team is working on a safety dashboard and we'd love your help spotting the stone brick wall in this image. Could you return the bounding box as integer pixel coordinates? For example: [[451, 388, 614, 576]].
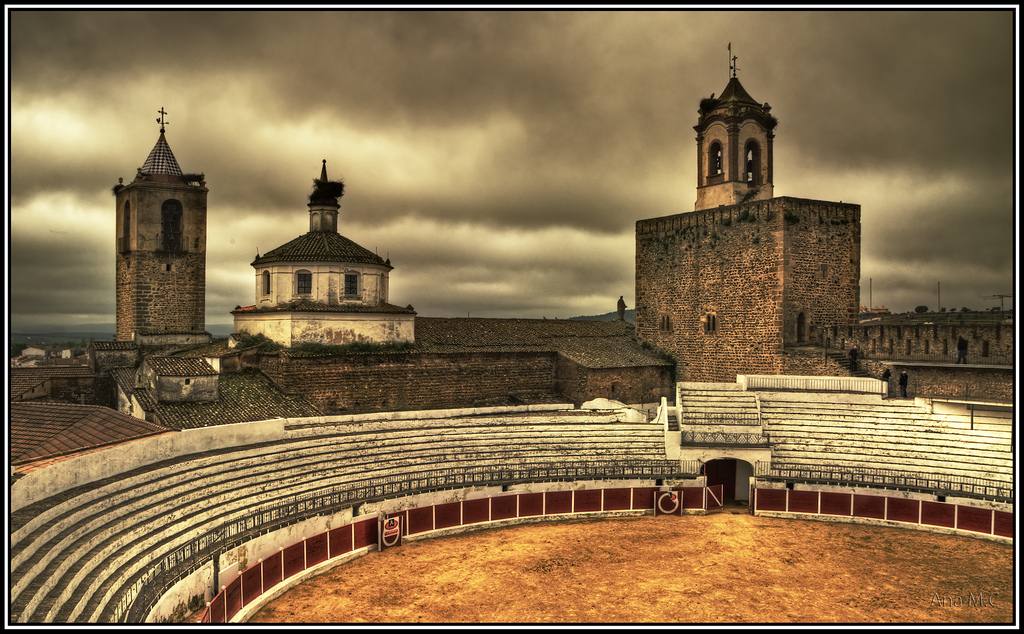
[[635, 197, 860, 383], [780, 200, 861, 347], [843, 321, 1012, 365], [555, 356, 673, 405], [259, 351, 562, 414], [117, 252, 206, 341], [49, 377, 97, 405], [861, 359, 1013, 402], [781, 348, 850, 377]]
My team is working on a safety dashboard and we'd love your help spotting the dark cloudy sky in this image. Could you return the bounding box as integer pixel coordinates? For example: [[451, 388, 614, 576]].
[[9, 10, 1016, 330]]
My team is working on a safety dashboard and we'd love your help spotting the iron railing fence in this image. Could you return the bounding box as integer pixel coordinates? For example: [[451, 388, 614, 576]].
[[681, 431, 770, 447], [677, 411, 760, 426], [753, 462, 1011, 503], [112, 458, 698, 623]]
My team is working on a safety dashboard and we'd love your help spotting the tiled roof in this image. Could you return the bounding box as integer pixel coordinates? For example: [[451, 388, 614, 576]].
[[149, 370, 322, 430], [146, 356, 218, 377], [140, 132, 183, 176], [166, 339, 234, 358], [232, 300, 415, 315], [10, 366, 95, 379], [10, 375, 48, 400], [253, 231, 388, 267], [717, 76, 761, 105], [90, 341, 138, 350], [110, 367, 139, 395], [10, 402, 169, 465], [414, 317, 672, 368]]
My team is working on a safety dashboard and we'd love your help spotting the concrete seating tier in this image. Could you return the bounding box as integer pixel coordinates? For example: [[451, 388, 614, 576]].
[[10, 411, 671, 623], [756, 392, 1013, 485]]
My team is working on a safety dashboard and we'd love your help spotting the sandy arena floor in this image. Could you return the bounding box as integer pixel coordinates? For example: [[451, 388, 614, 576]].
[[247, 511, 1013, 623]]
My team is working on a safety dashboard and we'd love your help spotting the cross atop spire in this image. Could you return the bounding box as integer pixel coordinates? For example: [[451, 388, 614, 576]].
[[156, 106, 169, 134], [728, 43, 739, 78]]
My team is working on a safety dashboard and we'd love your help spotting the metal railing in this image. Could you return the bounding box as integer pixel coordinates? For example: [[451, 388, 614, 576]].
[[678, 411, 760, 426], [112, 458, 697, 622], [681, 431, 770, 447], [754, 462, 1012, 503]]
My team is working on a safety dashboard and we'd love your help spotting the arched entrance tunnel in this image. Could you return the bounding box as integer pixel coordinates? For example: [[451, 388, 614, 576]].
[[702, 458, 754, 504]]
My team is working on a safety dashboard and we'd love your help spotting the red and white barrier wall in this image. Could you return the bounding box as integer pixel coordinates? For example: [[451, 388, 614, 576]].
[[751, 483, 1013, 543], [196, 480, 714, 623]]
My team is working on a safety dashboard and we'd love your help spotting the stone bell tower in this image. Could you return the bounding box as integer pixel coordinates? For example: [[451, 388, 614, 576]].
[[694, 63, 777, 210], [113, 109, 210, 345]]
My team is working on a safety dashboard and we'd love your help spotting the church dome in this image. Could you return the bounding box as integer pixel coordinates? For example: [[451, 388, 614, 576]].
[[252, 230, 390, 267]]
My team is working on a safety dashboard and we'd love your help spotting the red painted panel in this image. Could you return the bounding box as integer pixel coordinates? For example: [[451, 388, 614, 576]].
[[328, 525, 353, 558], [545, 490, 572, 515], [755, 488, 786, 512], [681, 487, 704, 510], [886, 497, 920, 523], [490, 494, 518, 520], [994, 511, 1013, 538], [225, 577, 242, 620], [241, 565, 262, 605], [463, 498, 490, 524], [435, 502, 462, 529], [820, 492, 852, 516], [407, 506, 434, 534], [283, 542, 305, 578], [209, 594, 225, 623], [921, 501, 956, 528], [518, 492, 544, 517], [632, 487, 657, 510], [573, 489, 602, 513], [853, 494, 885, 519], [957, 505, 993, 534], [305, 531, 328, 567], [787, 490, 818, 514], [262, 551, 282, 587], [353, 517, 378, 549], [602, 488, 631, 511]]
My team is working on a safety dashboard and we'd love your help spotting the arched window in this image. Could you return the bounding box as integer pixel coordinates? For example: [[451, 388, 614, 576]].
[[703, 313, 717, 334], [744, 141, 760, 185], [796, 312, 806, 343], [708, 141, 723, 177], [161, 199, 183, 253], [262, 270, 271, 296], [296, 270, 312, 295]]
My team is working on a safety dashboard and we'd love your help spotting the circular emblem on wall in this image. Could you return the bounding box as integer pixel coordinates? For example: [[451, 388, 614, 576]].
[[381, 516, 402, 547], [656, 491, 680, 515]]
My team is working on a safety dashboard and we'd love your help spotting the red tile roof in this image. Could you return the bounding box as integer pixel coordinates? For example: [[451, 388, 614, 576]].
[[10, 402, 170, 465]]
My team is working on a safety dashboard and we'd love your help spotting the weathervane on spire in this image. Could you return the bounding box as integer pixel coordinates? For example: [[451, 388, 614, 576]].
[[728, 43, 739, 78], [156, 107, 169, 134]]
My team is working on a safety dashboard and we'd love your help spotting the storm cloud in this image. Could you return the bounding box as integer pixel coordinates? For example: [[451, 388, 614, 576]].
[[9, 10, 1015, 330]]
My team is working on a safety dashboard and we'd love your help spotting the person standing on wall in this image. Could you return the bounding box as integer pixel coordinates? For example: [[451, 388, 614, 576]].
[[881, 367, 892, 397], [617, 295, 627, 321], [956, 336, 969, 364], [848, 344, 860, 372], [898, 370, 909, 398]]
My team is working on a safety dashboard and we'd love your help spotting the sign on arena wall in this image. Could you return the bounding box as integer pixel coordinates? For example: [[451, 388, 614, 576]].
[[378, 514, 403, 550], [655, 490, 680, 515]]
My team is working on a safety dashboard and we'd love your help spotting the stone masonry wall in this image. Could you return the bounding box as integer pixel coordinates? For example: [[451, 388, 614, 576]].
[[843, 321, 1012, 365], [636, 197, 860, 383], [554, 356, 673, 405], [117, 251, 206, 340], [780, 199, 861, 347], [781, 348, 851, 377], [860, 358, 1013, 402], [259, 351, 562, 414]]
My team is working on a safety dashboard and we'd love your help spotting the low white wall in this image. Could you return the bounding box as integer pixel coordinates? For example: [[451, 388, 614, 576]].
[[146, 561, 213, 623], [738, 374, 885, 395]]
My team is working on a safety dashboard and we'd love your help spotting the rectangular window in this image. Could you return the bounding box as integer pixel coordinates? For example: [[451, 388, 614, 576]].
[[344, 273, 359, 297], [297, 272, 312, 295]]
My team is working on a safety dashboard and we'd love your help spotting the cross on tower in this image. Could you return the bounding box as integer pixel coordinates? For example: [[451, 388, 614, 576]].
[[156, 107, 169, 133], [728, 43, 739, 78]]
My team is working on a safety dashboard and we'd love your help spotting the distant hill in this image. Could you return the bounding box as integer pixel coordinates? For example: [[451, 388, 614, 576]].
[[11, 323, 235, 344], [568, 309, 635, 324]]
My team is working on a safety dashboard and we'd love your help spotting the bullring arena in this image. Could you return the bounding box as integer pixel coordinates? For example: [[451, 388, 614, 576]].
[[9, 375, 1013, 624]]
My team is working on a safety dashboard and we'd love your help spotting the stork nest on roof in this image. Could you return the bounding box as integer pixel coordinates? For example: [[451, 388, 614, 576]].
[[309, 177, 345, 205]]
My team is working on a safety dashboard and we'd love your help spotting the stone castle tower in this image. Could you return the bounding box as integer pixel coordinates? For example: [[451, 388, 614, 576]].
[[636, 70, 861, 382], [113, 117, 210, 345]]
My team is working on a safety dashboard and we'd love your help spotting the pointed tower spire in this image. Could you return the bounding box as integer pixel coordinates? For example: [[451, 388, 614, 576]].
[[320, 158, 328, 182]]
